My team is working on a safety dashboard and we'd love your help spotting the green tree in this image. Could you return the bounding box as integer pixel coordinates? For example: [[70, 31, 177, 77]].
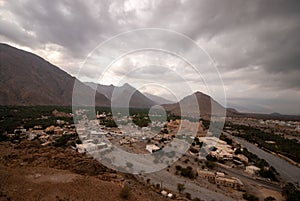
[[264, 196, 276, 201], [120, 185, 131, 199], [177, 183, 185, 193], [282, 183, 300, 201], [243, 193, 259, 201]]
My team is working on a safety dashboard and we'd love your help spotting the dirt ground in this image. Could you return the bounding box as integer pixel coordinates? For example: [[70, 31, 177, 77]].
[[259, 188, 284, 201], [0, 141, 178, 201]]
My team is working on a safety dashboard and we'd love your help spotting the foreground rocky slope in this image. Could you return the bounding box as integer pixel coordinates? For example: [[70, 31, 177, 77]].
[[0, 141, 178, 201]]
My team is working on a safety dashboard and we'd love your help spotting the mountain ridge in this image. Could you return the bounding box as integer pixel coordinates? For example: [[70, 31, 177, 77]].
[[84, 82, 156, 108], [3, 43, 296, 120], [0, 43, 110, 106], [143, 92, 174, 105], [162, 91, 238, 118]]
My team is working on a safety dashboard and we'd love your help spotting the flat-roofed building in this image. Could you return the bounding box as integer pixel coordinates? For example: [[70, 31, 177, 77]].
[[215, 176, 243, 189], [146, 144, 160, 153], [197, 169, 215, 183], [245, 165, 260, 175]]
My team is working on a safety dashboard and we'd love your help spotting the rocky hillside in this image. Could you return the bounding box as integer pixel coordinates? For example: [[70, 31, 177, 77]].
[[0, 141, 173, 201], [163, 91, 238, 118], [0, 43, 110, 106]]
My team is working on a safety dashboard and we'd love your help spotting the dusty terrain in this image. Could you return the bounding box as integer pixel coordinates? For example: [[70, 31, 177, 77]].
[[0, 141, 176, 201]]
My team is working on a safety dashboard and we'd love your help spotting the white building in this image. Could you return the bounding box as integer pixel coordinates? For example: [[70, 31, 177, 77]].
[[236, 154, 248, 163], [146, 144, 160, 153], [245, 165, 260, 175], [77, 142, 108, 153]]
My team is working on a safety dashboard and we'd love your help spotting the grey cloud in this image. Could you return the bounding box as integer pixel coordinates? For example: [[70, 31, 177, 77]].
[[3, 0, 123, 57], [150, 0, 300, 74]]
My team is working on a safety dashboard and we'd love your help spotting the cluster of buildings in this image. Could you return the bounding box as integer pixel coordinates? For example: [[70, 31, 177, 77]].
[[227, 117, 300, 137], [75, 119, 112, 154], [225, 117, 300, 145], [259, 119, 300, 129], [198, 137, 235, 161], [244, 165, 261, 175], [119, 136, 137, 145], [75, 112, 169, 155], [197, 169, 243, 190], [160, 190, 173, 198], [10, 120, 77, 146]]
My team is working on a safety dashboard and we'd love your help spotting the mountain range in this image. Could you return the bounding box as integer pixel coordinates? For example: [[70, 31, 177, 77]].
[[85, 82, 175, 106], [0, 43, 110, 107], [85, 82, 156, 108], [0, 43, 240, 117], [143, 92, 175, 105]]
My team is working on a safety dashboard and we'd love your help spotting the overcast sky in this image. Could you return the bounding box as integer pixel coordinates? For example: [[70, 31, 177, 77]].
[[1, 0, 299, 115]]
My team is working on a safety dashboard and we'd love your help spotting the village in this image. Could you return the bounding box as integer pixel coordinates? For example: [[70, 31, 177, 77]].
[[2, 108, 287, 200], [227, 116, 300, 142]]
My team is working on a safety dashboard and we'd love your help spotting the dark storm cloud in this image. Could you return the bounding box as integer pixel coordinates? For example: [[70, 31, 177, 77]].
[[0, 17, 37, 47], [2, 0, 124, 57], [114, 0, 300, 91]]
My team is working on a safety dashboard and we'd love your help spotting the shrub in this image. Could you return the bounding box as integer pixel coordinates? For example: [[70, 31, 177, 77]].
[[190, 147, 199, 154], [185, 192, 191, 199], [282, 183, 300, 201], [192, 198, 202, 201], [205, 160, 215, 169], [264, 196, 276, 201], [177, 183, 185, 193], [180, 166, 195, 179], [243, 193, 259, 201], [258, 168, 278, 181], [120, 185, 131, 199]]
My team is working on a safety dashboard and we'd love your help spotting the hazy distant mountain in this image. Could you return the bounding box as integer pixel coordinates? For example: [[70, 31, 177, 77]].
[[163, 91, 237, 118], [85, 82, 115, 100], [85, 82, 156, 108], [0, 43, 110, 106], [143, 92, 174, 105]]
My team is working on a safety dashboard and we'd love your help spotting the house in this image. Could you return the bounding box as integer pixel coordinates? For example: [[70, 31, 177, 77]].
[[197, 168, 243, 189], [199, 136, 234, 160], [245, 165, 260, 175], [14, 128, 26, 134], [27, 132, 37, 140], [119, 137, 136, 145], [161, 190, 168, 196], [161, 190, 173, 198], [167, 193, 173, 198], [76, 127, 86, 135], [76, 142, 108, 153], [142, 127, 151, 131], [215, 176, 243, 189], [216, 171, 225, 177], [45, 125, 56, 133], [54, 127, 64, 135], [197, 169, 215, 182], [210, 149, 233, 160], [146, 144, 160, 153], [33, 125, 42, 130], [39, 135, 50, 142], [96, 111, 106, 119], [236, 154, 248, 163], [56, 119, 65, 125], [90, 130, 107, 137]]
